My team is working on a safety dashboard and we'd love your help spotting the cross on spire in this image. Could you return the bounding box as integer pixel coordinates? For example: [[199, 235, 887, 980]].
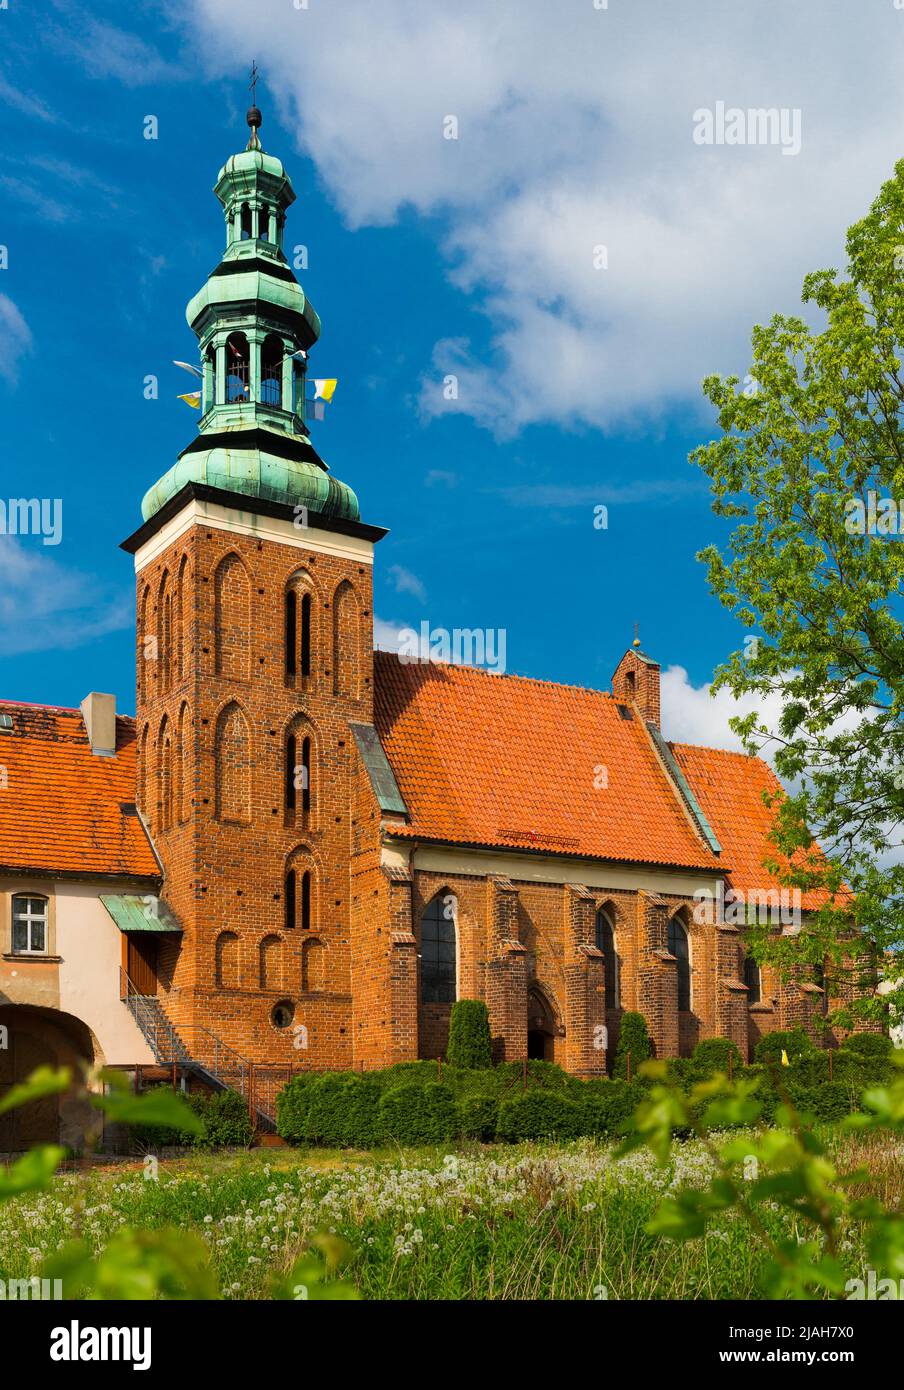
[[249, 61, 259, 105], [633, 621, 641, 649]]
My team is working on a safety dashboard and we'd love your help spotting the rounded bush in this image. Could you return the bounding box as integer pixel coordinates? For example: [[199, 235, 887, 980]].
[[379, 1082, 457, 1145], [446, 1000, 493, 1069], [202, 1089, 253, 1148], [304, 1075, 383, 1147], [840, 1031, 893, 1062], [691, 1037, 744, 1077], [753, 1027, 815, 1067], [496, 1090, 583, 1142], [612, 1012, 652, 1078], [456, 1094, 498, 1141]]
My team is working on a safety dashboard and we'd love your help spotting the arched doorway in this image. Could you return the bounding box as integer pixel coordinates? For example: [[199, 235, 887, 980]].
[[527, 985, 559, 1061], [0, 1006, 97, 1151]]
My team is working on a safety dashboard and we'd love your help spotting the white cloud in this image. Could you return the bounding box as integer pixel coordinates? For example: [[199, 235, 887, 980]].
[[660, 664, 787, 757], [387, 564, 427, 602], [0, 296, 33, 386], [373, 617, 408, 652], [182, 0, 904, 433], [0, 540, 132, 654]]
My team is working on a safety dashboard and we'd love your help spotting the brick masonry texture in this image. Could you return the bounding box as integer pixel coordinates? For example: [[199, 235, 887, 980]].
[[134, 516, 877, 1072]]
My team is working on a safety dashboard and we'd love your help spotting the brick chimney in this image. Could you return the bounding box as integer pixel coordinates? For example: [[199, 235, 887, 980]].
[[611, 647, 660, 727], [80, 692, 117, 757]]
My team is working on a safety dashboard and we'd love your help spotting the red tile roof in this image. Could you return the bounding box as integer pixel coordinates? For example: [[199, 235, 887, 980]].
[[374, 653, 719, 870], [0, 703, 158, 880], [671, 743, 834, 909]]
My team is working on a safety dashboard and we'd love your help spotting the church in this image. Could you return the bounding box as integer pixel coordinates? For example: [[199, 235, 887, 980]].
[[0, 105, 863, 1146]]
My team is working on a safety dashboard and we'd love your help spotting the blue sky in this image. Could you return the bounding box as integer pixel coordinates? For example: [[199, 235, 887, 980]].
[[1, 0, 902, 746]]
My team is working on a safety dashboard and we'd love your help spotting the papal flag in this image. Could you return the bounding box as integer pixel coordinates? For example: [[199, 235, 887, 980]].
[[313, 378, 338, 402], [780, 1049, 790, 1067], [178, 391, 201, 409]]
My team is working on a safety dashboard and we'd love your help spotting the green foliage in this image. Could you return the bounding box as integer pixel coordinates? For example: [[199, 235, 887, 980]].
[[496, 1090, 583, 1142], [840, 1031, 894, 1062], [612, 1012, 652, 1078], [446, 1000, 493, 1069], [621, 1055, 904, 1299], [45, 1228, 219, 1300], [268, 1234, 360, 1301], [691, 159, 904, 1029], [379, 1082, 457, 1145], [276, 1072, 315, 1142], [753, 1028, 815, 1067], [456, 1094, 499, 1141], [304, 1075, 383, 1148], [134, 1086, 250, 1150], [691, 1037, 744, 1077]]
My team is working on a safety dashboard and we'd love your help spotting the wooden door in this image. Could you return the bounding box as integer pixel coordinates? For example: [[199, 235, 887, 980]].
[[127, 935, 159, 996]]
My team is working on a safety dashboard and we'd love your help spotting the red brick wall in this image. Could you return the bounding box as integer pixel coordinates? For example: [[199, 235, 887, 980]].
[[135, 520, 375, 1071]]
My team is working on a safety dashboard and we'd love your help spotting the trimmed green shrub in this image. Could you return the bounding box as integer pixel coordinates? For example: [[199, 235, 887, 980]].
[[753, 1027, 815, 1067], [785, 1082, 855, 1123], [496, 1090, 583, 1142], [691, 1037, 744, 1077], [202, 1088, 253, 1148], [662, 1056, 695, 1088], [134, 1086, 252, 1150], [612, 1012, 652, 1078], [446, 1000, 493, 1069], [840, 1031, 893, 1062], [276, 1073, 316, 1143], [304, 1075, 383, 1147], [379, 1082, 457, 1145], [457, 1094, 499, 1141], [578, 1079, 647, 1137], [497, 1059, 572, 1091]]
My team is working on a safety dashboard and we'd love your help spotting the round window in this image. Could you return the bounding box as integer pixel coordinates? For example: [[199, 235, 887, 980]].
[[271, 1000, 295, 1029]]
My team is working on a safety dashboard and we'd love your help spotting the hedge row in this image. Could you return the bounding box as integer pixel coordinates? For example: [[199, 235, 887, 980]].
[[135, 1086, 253, 1150], [275, 1029, 895, 1148]]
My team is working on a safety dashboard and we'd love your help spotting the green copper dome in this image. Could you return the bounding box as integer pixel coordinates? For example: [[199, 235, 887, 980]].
[[140, 105, 358, 526], [140, 434, 359, 522]]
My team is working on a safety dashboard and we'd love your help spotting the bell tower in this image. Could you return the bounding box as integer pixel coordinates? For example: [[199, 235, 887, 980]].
[[122, 97, 386, 1091]]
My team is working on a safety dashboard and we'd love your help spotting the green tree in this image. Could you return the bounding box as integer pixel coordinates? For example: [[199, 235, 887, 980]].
[[446, 999, 493, 1069], [692, 158, 904, 1027]]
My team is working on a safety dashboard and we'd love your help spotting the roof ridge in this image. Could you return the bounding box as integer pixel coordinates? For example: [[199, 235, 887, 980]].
[[671, 739, 770, 764], [374, 650, 613, 702]]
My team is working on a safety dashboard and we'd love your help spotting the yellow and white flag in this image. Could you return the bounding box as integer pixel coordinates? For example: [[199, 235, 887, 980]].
[[313, 378, 338, 402], [780, 1049, 790, 1067], [177, 391, 201, 409]]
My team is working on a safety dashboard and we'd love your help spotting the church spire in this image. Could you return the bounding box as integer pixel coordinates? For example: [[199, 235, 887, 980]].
[[246, 60, 262, 152], [139, 87, 359, 526]]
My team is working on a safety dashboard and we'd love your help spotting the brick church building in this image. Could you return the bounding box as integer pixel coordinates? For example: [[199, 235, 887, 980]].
[[0, 107, 869, 1141]]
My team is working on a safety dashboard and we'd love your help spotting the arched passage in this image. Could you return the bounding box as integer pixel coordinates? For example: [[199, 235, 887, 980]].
[[0, 1005, 98, 1150], [527, 984, 560, 1061]]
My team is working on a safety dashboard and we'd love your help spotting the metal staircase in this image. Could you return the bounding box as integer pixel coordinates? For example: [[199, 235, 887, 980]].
[[121, 973, 279, 1132]]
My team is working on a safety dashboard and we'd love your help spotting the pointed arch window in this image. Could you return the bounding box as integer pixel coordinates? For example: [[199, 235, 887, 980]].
[[301, 593, 312, 677], [420, 894, 456, 1004], [301, 869, 311, 931], [744, 956, 761, 1004], [595, 908, 620, 1010], [668, 916, 691, 1011], [284, 869, 296, 931], [285, 590, 297, 679]]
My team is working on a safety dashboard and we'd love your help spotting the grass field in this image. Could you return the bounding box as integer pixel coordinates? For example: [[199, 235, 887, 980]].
[[2, 1130, 900, 1300]]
